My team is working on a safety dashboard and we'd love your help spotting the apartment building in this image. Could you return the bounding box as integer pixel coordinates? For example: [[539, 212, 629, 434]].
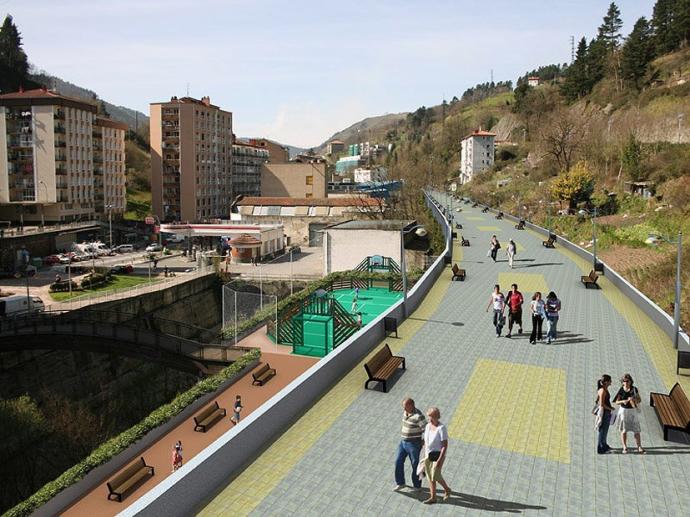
[[231, 140, 268, 199], [261, 162, 327, 198], [150, 96, 233, 222], [459, 129, 495, 185], [248, 138, 289, 163], [0, 88, 126, 223]]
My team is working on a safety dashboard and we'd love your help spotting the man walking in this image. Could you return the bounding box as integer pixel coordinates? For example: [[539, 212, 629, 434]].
[[394, 398, 427, 491], [505, 283, 524, 338]]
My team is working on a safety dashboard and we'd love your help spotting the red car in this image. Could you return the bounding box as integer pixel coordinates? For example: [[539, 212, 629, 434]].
[[42, 255, 62, 265]]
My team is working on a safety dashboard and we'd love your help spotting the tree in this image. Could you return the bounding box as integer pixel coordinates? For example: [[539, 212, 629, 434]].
[[620, 133, 646, 181], [0, 15, 30, 93], [598, 2, 624, 51], [652, 0, 677, 53], [585, 37, 608, 91], [671, 0, 690, 49], [561, 37, 590, 100], [549, 162, 595, 210], [540, 109, 588, 172], [621, 17, 655, 89]]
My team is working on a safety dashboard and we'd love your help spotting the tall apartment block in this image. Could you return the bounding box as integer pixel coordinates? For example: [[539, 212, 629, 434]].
[[232, 140, 268, 199], [150, 96, 233, 222], [0, 88, 126, 223]]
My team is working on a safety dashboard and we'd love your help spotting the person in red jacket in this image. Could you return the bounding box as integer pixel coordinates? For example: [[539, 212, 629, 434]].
[[505, 283, 524, 338]]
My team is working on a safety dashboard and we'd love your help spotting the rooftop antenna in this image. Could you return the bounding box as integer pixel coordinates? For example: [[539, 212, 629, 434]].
[[186, 82, 190, 96], [490, 69, 494, 84], [570, 36, 575, 63]]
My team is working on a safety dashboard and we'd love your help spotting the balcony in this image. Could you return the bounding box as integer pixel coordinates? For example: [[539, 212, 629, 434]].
[[54, 110, 65, 120], [55, 141, 67, 148], [93, 157, 103, 164], [54, 126, 66, 134], [56, 167, 68, 175], [92, 129, 103, 138]]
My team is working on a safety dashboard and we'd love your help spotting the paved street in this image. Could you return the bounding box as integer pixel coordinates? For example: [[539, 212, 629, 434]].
[[201, 194, 690, 516]]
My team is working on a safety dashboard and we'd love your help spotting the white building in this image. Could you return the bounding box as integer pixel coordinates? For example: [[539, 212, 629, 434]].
[[527, 76, 541, 87], [353, 167, 387, 184], [459, 129, 496, 185]]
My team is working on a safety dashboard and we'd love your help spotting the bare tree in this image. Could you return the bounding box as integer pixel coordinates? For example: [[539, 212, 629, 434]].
[[539, 108, 588, 172]]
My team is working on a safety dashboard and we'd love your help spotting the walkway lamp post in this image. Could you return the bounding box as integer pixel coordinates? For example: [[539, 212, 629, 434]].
[[105, 204, 113, 248], [658, 233, 683, 350], [400, 224, 428, 316], [578, 207, 600, 271], [38, 180, 48, 228]]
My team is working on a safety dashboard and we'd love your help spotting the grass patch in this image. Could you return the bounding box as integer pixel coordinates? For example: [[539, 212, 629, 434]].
[[50, 275, 153, 301]]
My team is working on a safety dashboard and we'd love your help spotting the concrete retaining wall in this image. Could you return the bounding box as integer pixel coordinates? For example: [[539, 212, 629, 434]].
[[123, 192, 452, 516]]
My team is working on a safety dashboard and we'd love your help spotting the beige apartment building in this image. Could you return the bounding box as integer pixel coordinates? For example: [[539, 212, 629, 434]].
[[261, 162, 327, 198], [248, 138, 289, 163], [0, 88, 126, 223], [150, 96, 233, 222]]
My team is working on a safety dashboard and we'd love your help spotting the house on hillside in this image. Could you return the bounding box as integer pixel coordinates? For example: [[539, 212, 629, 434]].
[[527, 76, 541, 87], [459, 129, 496, 185], [327, 140, 345, 155]]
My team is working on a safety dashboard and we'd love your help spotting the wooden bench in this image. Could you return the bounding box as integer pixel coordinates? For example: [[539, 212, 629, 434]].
[[455, 222, 463, 230], [515, 220, 525, 230], [649, 383, 690, 441], [252, 363, 277, 385], [460, 235, 470, 246], [106, 457, 154, 502], [193, 400, 226, 432], [481, 207, 489, 213], [581, 270, 599, 288], [451, 264, 466, 281], [364, 344, 405, 392], [542, 236, 556, 248], [495, 211, 503, 220]]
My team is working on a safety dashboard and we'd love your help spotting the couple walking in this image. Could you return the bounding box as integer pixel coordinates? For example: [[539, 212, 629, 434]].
[[595, 373, 646, 454], [487, 284, 562, 343], [394, 398, 451, 504], [489, 235, 517, 268]]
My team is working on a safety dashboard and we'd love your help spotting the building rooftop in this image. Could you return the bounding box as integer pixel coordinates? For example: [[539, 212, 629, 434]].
[[95, 117, 128, 130], [236, 196, 381, 207], [462, 129, 497, 140], [325, 219, 415, 231], [0, 87, 97, 111]]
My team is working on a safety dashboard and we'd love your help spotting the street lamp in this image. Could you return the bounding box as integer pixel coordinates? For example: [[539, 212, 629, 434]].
[[105, 204, 113, 248], [658, 233, 683, 350], [400, 223, 428, 316], [38, 180, 48, 227], [578, 207, 601, 271]]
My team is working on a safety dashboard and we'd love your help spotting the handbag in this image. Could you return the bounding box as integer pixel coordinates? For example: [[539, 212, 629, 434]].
[[427, 450, 441, 462]]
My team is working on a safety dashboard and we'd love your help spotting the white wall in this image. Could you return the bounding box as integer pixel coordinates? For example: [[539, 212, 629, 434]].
[[324, 228, 401, 274]]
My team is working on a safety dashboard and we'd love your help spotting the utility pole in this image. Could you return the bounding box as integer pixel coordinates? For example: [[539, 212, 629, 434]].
[[570, 36, 575, 63]]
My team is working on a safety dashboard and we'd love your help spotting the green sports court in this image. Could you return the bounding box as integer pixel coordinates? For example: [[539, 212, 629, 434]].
[[290, 286, 402, 357]]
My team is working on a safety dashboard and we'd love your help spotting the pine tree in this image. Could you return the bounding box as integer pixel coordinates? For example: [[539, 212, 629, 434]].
[[651, 0, 677, 54], [0, 15, 30, 93], [598, 2, 624, 51], [671, 0, 690, 48], [585, 37, 607, 91], [561, 37, 589, 101], [621, 17, 655, 90]]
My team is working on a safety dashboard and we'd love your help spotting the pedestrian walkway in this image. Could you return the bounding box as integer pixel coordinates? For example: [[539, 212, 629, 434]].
[[200, 193, 690, 516]]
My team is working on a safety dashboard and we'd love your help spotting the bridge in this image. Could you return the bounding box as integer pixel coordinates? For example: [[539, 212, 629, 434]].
[[0, 310, 240, 374]]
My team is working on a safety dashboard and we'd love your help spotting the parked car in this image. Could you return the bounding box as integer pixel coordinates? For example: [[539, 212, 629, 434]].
[[111, 264, 134, 274], [116, 244, 134, 253], [145, 244, 162, 253], [42, 255, 62, 265]]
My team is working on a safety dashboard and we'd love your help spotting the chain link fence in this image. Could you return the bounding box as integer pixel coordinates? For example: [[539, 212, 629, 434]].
[[222, 284, 277, 346]]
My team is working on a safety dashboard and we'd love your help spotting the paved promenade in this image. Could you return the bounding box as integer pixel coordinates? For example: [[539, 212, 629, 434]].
[[201, 194, 690, 516]]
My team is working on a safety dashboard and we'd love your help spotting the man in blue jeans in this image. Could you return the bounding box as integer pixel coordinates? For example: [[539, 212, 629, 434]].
[[394, 398, 427, 491]]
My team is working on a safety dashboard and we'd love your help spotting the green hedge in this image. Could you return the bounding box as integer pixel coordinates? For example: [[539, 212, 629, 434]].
[[221, 269, 421, 340], [5, 349, 260, 517]]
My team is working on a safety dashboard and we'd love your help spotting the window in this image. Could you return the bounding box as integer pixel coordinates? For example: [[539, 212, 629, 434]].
[[306, 192, 313, 198], [305, 175, 313, 185]]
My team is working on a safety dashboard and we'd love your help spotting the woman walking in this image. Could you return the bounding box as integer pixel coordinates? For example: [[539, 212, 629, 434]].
[[486, 285, 506, 337], [489, 235, 501, 262], [422, 407, 452, 504], [506, 239, 517, 269], [544, 291, 561, 344], [529, 291, 546, 344], [595, 375, 615, 454], [613, 374, 645, 454]]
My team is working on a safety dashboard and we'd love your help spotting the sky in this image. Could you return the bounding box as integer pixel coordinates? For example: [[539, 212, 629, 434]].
[[4, 0, 654, 148]]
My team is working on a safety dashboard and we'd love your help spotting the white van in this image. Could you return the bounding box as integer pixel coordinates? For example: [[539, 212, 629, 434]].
[[0, 294, 46, 317], [116, 244, 134, 253]]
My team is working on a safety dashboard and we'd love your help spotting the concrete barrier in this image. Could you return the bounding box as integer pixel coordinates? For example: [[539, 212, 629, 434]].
[[123, 192, 452, 516]]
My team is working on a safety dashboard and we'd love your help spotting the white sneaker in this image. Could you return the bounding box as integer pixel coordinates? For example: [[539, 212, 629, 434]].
[[393, 484, 406, 491]]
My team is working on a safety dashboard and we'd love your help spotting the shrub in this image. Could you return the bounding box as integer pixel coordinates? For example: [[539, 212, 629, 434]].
[[49, 280, 78, 293], [5, 349, 260, 517], [80, 273, 108, 289]]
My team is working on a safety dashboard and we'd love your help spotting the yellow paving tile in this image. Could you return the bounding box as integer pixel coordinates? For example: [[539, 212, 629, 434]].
[[477, 226, 502, 232], [200, 254, 456, 516], [448, 359, 570, 464], [497, 272, 549, 293], [466, 216, 485, 221]]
